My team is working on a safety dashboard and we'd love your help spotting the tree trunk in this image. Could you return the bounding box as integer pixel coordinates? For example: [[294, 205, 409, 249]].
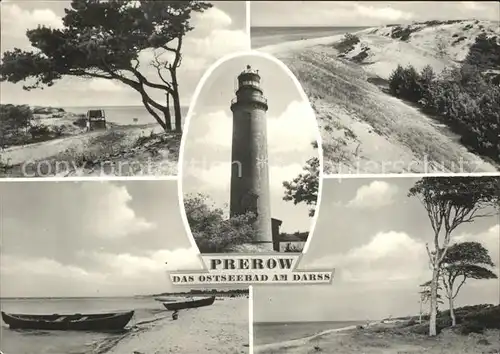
[[141, 97, 168, 131], [170, 69, 182, 133], [419, 300, 422, 324], [163, 109, 172, 131], [429, 267, 439, 336], [449, 296, 456, 327]]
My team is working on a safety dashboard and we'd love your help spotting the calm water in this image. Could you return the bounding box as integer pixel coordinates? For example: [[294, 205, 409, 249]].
[[0, 297, 166, 354], [251, 26, 369, 48], [254, 321, 366, 345], [61, 105, 189, 128]]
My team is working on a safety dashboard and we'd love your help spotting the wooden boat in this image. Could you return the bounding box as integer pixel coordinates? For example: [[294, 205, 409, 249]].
[[163, 296, 216, 311], [154, 297, 178, 302], [1, 310, 134, 331]]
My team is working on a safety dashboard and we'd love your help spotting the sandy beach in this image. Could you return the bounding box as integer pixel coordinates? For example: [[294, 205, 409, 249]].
[[254, 20, 499, 174], [100, 297, 248, 354], [254, 321, 500, 354]]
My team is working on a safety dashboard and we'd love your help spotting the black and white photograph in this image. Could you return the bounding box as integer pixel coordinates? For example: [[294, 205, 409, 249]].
[[253, 176, 500, 353], [180, 53, 321, 254], [251, 1, 500, 174], [0, 180, 249, 354], [0, 0, 248, 177]]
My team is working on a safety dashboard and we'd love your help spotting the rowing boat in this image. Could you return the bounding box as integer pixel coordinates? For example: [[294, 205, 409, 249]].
[[1, 310, 134, 331], [163, 296, 216, 311]]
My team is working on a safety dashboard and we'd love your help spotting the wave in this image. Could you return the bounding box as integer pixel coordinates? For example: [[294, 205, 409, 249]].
[[256, 34, 346, 54]]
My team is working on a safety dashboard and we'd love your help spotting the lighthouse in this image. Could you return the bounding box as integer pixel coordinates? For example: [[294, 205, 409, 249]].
[[229, 65, 273, 249]]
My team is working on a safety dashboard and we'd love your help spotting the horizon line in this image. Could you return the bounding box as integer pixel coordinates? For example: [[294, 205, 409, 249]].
[[251, 18, 498, 28], [0, 103, 191, 108]]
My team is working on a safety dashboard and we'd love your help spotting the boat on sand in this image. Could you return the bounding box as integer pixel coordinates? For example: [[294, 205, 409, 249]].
[[154, 297, 178, 302], [1, 310, 134, 331], [163, 296, 216, 311]]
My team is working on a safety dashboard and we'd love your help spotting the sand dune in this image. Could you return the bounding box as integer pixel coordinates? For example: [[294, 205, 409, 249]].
[[256, 20, 499, 174]]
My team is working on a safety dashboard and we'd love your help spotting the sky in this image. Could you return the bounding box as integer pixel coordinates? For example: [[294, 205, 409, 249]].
[[0, 180, 204, 298], [250, 1, 500, 27], [254, 176, 500, 322], [180, 54, 320, 234], [0, 0, 248, 107]]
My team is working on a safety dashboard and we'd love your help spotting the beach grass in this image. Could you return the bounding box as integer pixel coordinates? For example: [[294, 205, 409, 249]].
[[261, 21, 499, 174], [1, 123, 181, 177], [255, 322, 500, 354]]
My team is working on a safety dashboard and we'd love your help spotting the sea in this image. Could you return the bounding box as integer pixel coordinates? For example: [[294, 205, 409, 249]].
[[60, 105, 190, 128], [250, 26, 370, 48], [0, 297, 166, 354], [253, 321, 367, 346]]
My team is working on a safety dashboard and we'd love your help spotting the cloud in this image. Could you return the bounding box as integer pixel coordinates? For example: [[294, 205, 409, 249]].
[[269, 163, 304, 191], [193, 100, 318, 154], [80, 184, 155, 238], [453, 224, 500, 267], [1, 247, 201, 297], [1, 4, 63, 38], [86, 78, 127, 92], [460, 1, 486, 11], [186, 160, 304, 195], [268, 101, 318, 153], [312, 231, 428, 283], [353, 4, 413, 21], [192, 110, 232, 147], [1, 255, 91, 278], [346, 181, 399, 209], [191, 7, 233, 32], [79, 247, 201, 275], [0, 254, 106, 297], [180, 7, 249, 73]]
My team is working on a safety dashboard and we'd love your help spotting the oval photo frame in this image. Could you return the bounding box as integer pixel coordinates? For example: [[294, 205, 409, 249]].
[[178, 50, 324, 255]]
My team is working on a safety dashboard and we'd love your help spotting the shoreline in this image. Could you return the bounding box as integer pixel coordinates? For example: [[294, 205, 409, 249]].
[[254, 321, 380, 353], [256, 33, 345, 54], [255, 319, 500, 354]]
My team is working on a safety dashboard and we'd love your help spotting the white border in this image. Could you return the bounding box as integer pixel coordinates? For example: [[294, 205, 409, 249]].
[[323, 172, 500, 179], [0, 176, 177, 183], [176, 50, 325, 255], [249, 285, 254, 353]]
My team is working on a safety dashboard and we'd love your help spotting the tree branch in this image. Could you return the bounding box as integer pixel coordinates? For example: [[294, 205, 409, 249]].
[[452, 275, 468, 299]]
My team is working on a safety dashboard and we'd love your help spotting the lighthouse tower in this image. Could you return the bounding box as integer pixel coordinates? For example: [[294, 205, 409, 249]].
[[229, 65, 273, 249]]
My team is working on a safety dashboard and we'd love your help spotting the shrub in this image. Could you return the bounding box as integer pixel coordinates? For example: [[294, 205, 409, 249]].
[[388, 64, 423, 101], [458, 321, 485, 335], [0, 104, 33, 148], [463, 305, 500, 330], [73, 115, 87, 128], [334, 33, 360, 54], [29, 124, 51, 139], [391, 26, 415, 41], [387, 59, 500, 163], [185, 193, 257, 253], [465, 33, 500, 71]]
